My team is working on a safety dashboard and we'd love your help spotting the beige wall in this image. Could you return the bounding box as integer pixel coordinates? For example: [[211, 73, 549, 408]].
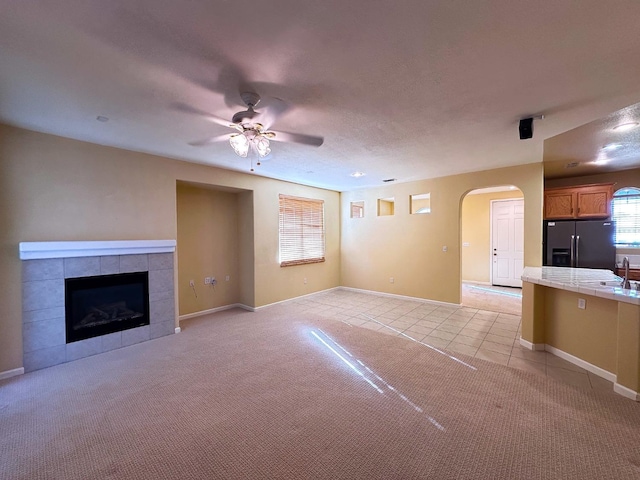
[[461, 189, 524, 283], [378, 198, 395, 216], [176, 183, 244, 315], [0, 124, 340, 373], [544, 288, 618, 373], [0, 122, 544, 374], [341, 162, 543, 304]]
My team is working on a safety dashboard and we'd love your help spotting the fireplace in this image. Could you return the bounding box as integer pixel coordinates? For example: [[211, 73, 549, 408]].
[[65, 272, 150, 343], [20, 240, 176, 373]]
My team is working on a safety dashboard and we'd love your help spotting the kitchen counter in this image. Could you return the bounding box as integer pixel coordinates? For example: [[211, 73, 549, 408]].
[[522, 266, 640, 305], [521, 266, 640, 401]]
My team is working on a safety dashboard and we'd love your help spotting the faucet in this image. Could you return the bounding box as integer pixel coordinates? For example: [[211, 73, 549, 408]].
[[621, 256, 631, 290]]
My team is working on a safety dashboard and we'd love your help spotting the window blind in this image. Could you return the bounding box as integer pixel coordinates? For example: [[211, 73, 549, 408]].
[[351, 204, 364, 218], [279, 194, 325, 267], [612, 188, 640, 246]]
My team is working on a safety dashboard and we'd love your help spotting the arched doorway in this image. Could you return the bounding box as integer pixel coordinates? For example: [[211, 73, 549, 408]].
[[460, 186, 523, 315]]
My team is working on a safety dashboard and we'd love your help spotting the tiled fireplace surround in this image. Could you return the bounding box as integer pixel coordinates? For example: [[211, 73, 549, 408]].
[[20, 241, 176, 372]]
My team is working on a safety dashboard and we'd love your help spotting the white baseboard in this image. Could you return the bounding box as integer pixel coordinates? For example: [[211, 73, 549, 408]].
[[178, 289, 342, 316], [614, 383, 640, 401], [178, 303, 253, 321], [518, 340, 638, 400], [186, 286, 459, 314], [544, 345, 617, 383], [339, 286, 461, 308], [252, 287, 341, 311], [519, 338, 545, 351], [462, 281, 492, 286], [0, 367, 24, 381]]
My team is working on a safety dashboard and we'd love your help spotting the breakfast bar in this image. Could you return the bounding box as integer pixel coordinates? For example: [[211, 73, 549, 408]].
[[521, 266, 640, 401]]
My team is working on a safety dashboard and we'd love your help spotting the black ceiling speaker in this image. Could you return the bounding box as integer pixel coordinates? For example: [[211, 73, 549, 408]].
[[519, 118, 534, 140]]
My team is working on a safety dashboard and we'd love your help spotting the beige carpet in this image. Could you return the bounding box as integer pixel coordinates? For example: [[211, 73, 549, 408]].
[[2, 305, 640, 479]]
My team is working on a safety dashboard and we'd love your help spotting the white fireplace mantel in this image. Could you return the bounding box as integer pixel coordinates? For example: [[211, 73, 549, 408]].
[[19, 240, 176, 260]]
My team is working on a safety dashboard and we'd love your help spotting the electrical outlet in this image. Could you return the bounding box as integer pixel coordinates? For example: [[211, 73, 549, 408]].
[[304, 277, 307, 284], [442, 246, 448, 252], [225, 275, 230, 282], [204, 277, 211, 285], [389, 277, 394, 283], [578, 298, 586, 309], [211, 278, 217, 286], [189, 280, 195, 287]]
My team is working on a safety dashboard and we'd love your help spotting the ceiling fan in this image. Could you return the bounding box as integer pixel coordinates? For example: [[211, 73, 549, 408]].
[[187, 91, 324, 171]]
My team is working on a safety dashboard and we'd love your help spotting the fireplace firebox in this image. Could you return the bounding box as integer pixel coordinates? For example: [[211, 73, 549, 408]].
[[65, 272, 150, 343]]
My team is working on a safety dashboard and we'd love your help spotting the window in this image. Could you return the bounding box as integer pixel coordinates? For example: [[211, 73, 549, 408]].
[[279, 194, 325, 266], [410, 193, 431, 214], [612, 187, 640, 246], [378, 197, 395, 216], [350, 201, 364, 218]]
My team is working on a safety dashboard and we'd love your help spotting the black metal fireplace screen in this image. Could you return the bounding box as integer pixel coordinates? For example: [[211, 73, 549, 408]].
[[65, 272, 150, 343]]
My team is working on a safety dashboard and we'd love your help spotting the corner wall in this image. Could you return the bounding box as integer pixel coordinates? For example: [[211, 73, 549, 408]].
[[176, 183, 244, 315], [0, 123, 341, 373], [341, 162, 543, 304]]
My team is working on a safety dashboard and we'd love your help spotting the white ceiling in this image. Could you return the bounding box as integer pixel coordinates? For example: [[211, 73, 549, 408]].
[[544, 102, 640, 179], [2, 1, 640, 192]]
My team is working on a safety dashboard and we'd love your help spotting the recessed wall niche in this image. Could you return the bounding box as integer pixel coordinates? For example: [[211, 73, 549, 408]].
[[350, 201, 364, 218], [378, 197, 395, 216], [410, 193, 431, 214]]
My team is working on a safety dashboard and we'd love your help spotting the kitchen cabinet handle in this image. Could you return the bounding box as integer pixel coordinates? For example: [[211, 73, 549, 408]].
[[576, 235, 580, 265]]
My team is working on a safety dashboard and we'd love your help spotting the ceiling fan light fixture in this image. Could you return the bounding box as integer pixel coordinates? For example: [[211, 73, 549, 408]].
[[255, 136, 271, 157], [230, 133, 249, 157], [188, 90, 322, 170]]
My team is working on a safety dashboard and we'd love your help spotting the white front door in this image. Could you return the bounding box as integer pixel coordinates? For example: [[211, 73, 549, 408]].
[[491, 199, 524, 288]]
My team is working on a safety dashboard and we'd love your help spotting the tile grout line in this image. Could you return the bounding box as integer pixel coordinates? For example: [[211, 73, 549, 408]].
[[301, 289, 605, 393]]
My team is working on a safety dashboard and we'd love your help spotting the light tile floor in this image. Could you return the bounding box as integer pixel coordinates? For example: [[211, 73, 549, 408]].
[[461, 282, 522, 315], [289, 288, 615, 395]]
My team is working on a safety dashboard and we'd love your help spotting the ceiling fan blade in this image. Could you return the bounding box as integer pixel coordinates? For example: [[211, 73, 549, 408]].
[[254, 97, 290, 130], [269, 130, 324, 147], [172, 102, 235, 128], [189, 133, 230, 146]]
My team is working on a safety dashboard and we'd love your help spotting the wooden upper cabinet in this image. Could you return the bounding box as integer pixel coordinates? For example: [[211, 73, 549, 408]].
[[544, 183, 614, 220], [544, 190, 576, 219], [576, 185, 613, 218]]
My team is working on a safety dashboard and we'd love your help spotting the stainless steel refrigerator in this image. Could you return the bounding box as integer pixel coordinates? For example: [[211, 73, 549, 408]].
[[543, 220, 615, 269]]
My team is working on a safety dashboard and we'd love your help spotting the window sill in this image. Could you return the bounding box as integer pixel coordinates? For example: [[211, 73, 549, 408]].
[[280, 258, 325, 267]]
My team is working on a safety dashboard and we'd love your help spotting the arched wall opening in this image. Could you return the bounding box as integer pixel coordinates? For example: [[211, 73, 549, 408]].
[[460, 185, 523, 315]]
